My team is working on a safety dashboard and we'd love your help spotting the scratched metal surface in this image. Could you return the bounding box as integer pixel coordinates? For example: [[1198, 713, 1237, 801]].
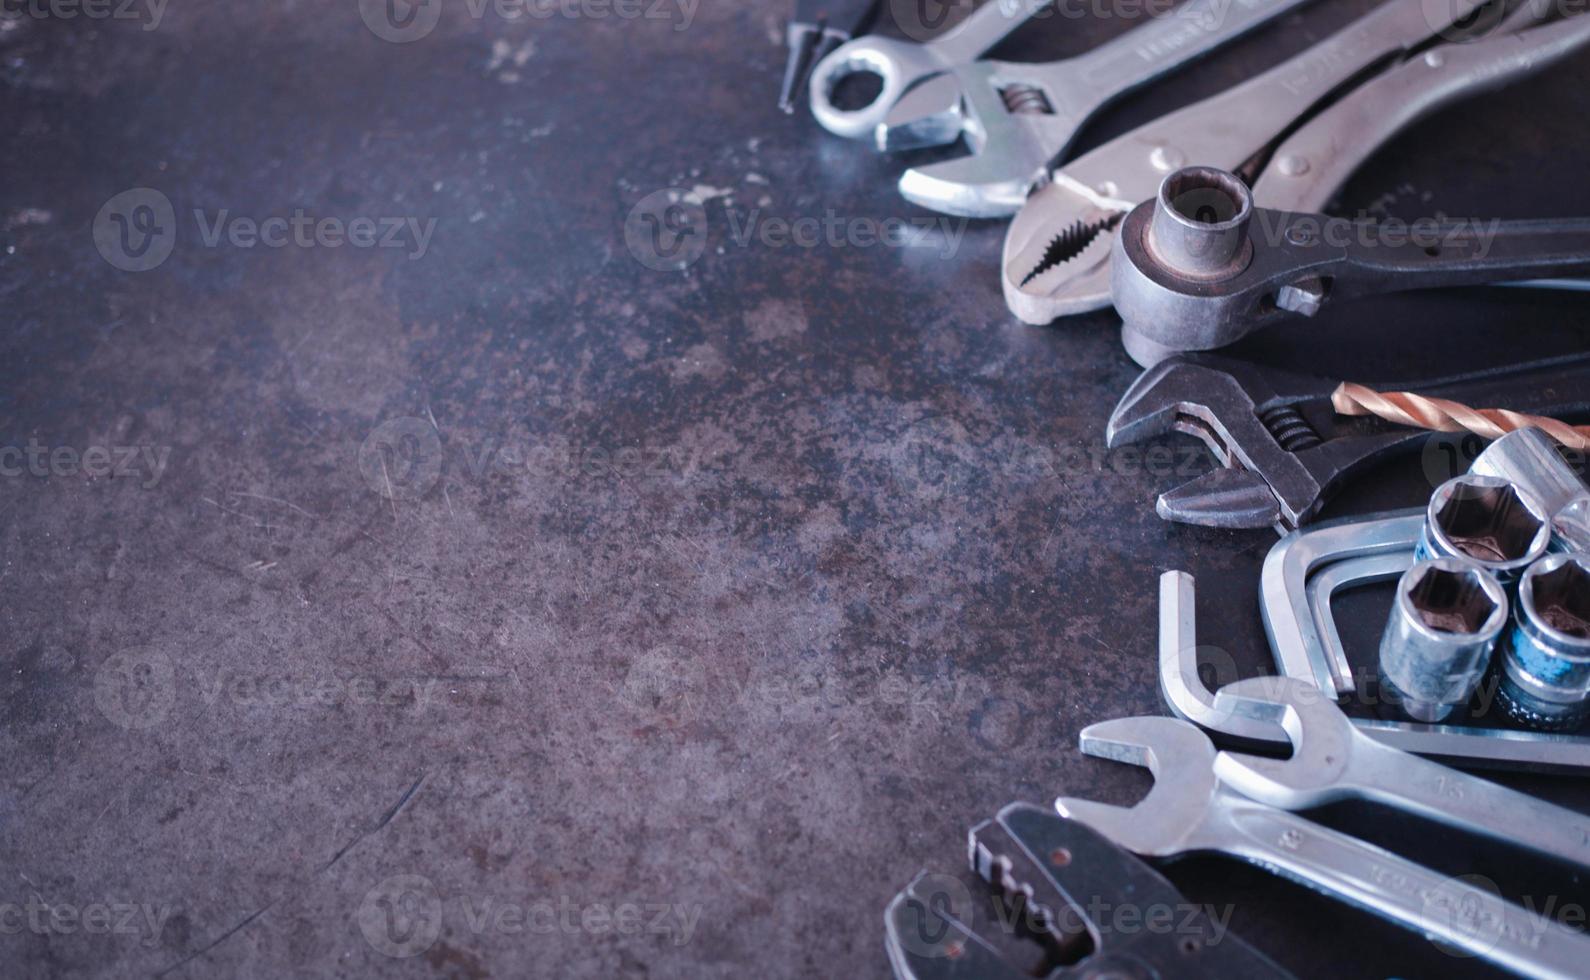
[[1, 1, 1588, 977]]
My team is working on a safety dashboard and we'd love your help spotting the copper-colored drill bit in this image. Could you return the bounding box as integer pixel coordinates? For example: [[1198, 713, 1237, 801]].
[[1331, 382, 1590, 451]]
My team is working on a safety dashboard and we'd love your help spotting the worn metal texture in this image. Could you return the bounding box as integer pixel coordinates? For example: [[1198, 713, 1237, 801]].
[[0, 1, 1587, 977]]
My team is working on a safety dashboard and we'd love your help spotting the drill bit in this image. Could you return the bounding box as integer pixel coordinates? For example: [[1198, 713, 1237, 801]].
[[1331, 382, 1590, 451]]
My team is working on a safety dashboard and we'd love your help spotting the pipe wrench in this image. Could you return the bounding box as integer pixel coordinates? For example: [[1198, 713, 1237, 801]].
[[1004, 0, 1590, 323]]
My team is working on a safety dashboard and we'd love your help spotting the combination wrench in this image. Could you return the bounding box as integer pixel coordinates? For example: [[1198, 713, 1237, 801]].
[[1057, 715, 1590, 979], [809, 0, 1317, 216], [1213, 677, 1590, 867]]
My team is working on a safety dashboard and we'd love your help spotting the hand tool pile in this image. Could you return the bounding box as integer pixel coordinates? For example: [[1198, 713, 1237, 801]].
[[785, 0, 1590, 972]]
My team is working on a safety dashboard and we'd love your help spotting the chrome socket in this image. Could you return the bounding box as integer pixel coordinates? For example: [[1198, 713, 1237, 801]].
[[1146, 167, 1254, 282], [1470, 427, 1590, 553], [1417, 475, 1551, 584], [1500, 554, 1590, 731], [1380, 558, 1509, 724]]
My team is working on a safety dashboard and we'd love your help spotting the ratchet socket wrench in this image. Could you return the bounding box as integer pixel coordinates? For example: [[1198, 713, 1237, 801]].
[[1113, 166, 1590, 362]]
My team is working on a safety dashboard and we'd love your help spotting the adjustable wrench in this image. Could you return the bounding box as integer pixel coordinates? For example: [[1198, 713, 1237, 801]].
[[885, 803, 1294, 978], [1003, 0, 1590, 323], [1212, 676, 1590, 866], [1107, 351, 1590, 532], [879, 0, 1317, 218], [809, 0, 1051, 141], [1057, 715, 1590, 979]]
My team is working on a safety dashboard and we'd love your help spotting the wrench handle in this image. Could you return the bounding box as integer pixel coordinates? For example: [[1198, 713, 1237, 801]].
[[1355, 740, 1590, 869], [1256, 13, 1590, 212], [1069, 0, 1314, 102], [1385, 352, 1590, 419], [931, 0, 1052, 64], [1219, 796, 1590, 979], [1061, 0, 1492, 203]]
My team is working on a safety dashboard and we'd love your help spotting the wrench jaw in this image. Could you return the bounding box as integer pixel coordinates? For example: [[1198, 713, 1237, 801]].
[[1106, 360, 1297, 531], [1210, 677, 1357, 809], [899, 158, 1034, 220], [1056, 717, 1219, 858], [1107, 356, 1346, 531], [877, 74, 967, 153]]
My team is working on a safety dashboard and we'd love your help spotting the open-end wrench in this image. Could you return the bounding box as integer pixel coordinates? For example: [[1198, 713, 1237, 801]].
[[1112, 165, 1590, 361], [1212, 676, 1590, 866], [809, 0, 1051, 141], [879, 0, 1316, 218], [885, 803, 1294, 978], [1057, 715, 1590, 979], [1107, 351, 1590, 532], [1000, 0, 1581, 324]]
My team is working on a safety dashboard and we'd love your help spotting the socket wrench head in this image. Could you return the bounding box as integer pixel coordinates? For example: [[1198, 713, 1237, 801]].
[[1419, 475, 1551, 583], [1379, 558, 1508, 723], [1470, 427, 1590, 553], [1500, 554, 1590, 731], [1146, 167, 1254, 282]]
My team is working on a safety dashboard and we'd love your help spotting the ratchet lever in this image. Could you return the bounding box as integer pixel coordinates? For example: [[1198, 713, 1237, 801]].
[[1112, 166, 1590, 360], [884, 802, 1294, 978]]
